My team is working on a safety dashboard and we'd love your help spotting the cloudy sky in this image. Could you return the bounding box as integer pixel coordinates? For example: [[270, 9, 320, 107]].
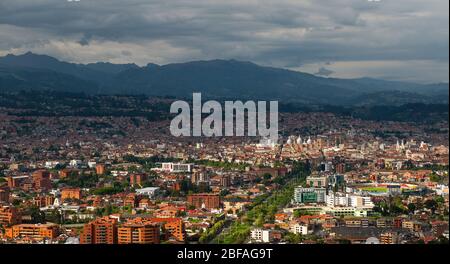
[[0, 0, 448, 83]]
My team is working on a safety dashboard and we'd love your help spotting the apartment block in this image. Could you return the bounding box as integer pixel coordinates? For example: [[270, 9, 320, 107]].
[[0, 205, 21, 226], [118, 218, 160, 244], [61, 188, 82, 202], [187, 193, 221, 209], [32, 170, 52, 191], [4, 223, 58, 240], [150, 218, 185, 242], [129, 173, 148, 187], [80, 216, 118, 244]]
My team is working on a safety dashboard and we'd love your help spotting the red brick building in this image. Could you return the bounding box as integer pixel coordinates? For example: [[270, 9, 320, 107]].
[[0, 184, 9, 203], [32, 195, 55, 207], [61, 188, 82, 202], [150, 217, 185, 242], [96, 164, 105, 175], [129, 173, 148, 187], [4, 223, 58, 240], [80, 216, 119, 244], [187, 193, 221, 209], [32, 170, 52, 192], [118, 218, 160, 244], [0, 205, 21, 226]]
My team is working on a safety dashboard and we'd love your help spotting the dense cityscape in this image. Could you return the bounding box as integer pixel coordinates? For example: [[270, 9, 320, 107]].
[[0, 0, 448, 254], [0, 93, 448, 245]]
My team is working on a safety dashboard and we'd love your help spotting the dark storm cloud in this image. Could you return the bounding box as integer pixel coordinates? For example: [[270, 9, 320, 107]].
[[78, 33, 91, 46], [0, 0, 448, 83]]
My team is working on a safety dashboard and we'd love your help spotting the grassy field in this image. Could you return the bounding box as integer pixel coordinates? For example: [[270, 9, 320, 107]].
[[361, 186, 388, 193]]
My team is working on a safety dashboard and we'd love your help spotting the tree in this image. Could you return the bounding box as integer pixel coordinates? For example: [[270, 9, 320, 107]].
[[176, 211, 187, 217], [337, 239, 351, 244], [104, 204, 113, 216], [429, 173, 441, 183], [284, 232, 302, 244], [407, 203, 416, 214], [425, 199, 438, 214], [435, 196, 445, 204], [30, 206, 46, 223], [254, 215, 264, 227], [263, 173, 272, 180]]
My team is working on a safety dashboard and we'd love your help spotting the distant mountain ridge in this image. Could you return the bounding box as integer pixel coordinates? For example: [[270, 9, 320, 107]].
[[0, 52, 448, 105]]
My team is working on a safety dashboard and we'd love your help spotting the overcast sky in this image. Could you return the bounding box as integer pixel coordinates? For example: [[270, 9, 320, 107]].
[[0, 0, 448, 83]]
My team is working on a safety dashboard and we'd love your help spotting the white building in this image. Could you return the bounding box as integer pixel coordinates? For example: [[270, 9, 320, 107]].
[[159, 162, 193, 173], [326, 192, 374, 208], [290, 223, 309, 235], [436, 184, 449, 196], [45, 161, 60, 169], [326, 192, 349, 207], [135, 187, 160, 198], [69, 159, 83, 168], [87, 161, 97, 168], [250, 229, 271, 243], [111, 170, 129, 177]]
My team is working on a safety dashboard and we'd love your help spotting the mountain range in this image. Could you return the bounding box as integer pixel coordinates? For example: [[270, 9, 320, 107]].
[[0, 52, 448, 105]]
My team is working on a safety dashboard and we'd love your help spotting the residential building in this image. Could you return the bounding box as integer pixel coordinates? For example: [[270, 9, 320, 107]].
[[80, 216, 119, 244], [118, 218, 160, 244], [150, 218, 185, 241], [4, 223, 58, 240], [290, 223, 309, 235], [129, 173, 148, 187], [32, 170, 52, 191], [0, 205, 21, 226], [380, 232, 398, 244], [61, 188, 82, 202], [250, 229, 271, 243], [187, 193, 221, 209]]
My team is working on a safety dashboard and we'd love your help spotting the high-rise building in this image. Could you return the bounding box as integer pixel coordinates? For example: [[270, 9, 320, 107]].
[[80, 216, 118, 244], [335, 163, 346, 174], [219, 175, 231, 187], [32, 170, 52, 191], [150, 218, 185, 242], [0, 184, 9, 203], [191, 171, 210, 184], [96, 164, 105, 175], [118, 218, 160, 244], [129, 173, 148, 187]]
